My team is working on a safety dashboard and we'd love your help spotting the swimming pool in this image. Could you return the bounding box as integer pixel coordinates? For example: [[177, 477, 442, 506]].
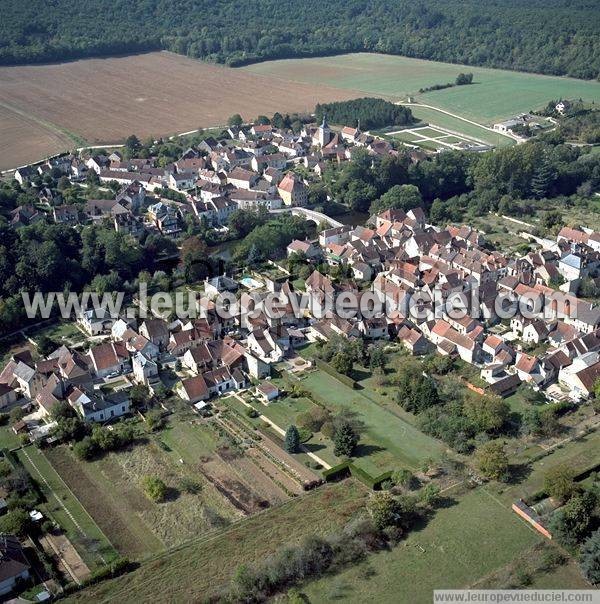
[[240, 275, 262, 289]]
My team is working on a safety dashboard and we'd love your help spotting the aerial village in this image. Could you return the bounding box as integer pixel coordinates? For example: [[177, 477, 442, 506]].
[[6, 116, 600, 430], [0, 112, 599, 597]]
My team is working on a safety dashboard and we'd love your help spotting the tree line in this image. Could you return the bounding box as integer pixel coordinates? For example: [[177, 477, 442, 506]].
[[317, 134, 600, 216], [0, 1, 598, 79], [315, 98, 413, 130]]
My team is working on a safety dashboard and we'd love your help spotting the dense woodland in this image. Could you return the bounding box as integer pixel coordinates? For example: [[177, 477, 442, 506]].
[[315, 98, 413, 130], [0, 0, 598, 79]]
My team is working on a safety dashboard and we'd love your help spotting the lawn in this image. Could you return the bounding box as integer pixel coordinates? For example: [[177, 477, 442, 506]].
[[302, 486, 541, 603], [498, 429, 600, 504], [386, 129, 418, 143], [28, 321, 86, 347], [0, 424, 22, 449], [242, 52, 600, 124], [227, 393, 341, 468], [504, 390, 533, 415], [64, 480, 368, 603], [245, 394, 317, 430], [408, 106, 514, 148], [408, 126, 444, 138], [158, 419, 221, 463], [15, 446, 117, 569], [298, 369, 446, 474]]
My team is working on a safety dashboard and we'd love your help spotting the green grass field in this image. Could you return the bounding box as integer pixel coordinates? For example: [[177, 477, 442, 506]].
[[64, 480, 368, 603], [302, 487, 542, 603], [406, 106, 514, 147], [498, 429, 600, 504], [298, 369, 446, 474], [225, 392, 341, 467], [242, 53, 600, 124], [408, 126, 443, 138], [475, 542, 591, 590]]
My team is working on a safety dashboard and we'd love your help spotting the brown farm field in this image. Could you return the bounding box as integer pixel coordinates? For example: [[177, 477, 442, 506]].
[[0, 51, 361, 171], [0, 102, 74, 171]]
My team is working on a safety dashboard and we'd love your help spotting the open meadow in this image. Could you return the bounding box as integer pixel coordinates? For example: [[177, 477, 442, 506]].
[[0, 51, 360, 171], [302, 487, 542, 603], [64, 480, 368, 603], [295, 368, 447, 475], [243, 53, 600, 124]]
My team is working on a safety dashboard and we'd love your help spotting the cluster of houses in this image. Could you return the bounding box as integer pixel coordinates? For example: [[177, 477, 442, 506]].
[[11, 117, 420, 239], [2, 208, 598, 443], [0, 284, 291, 432], [285, 211, 600, 402], [4, 114, 600, 441]]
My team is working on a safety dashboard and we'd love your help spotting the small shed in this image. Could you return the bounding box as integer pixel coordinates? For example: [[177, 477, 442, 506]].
[[257, 382, 280, 403]]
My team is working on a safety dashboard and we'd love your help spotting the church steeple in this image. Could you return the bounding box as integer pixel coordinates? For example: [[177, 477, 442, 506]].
[[317, 114, 331, 146]]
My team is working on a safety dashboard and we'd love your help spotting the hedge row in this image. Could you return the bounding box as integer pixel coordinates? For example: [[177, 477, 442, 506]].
[[314, 358, 357, 389], [350, 465, 393, 490], [62, 557, 131, 595], [322, 462, 351, 482], [322, 461, 392, 490]]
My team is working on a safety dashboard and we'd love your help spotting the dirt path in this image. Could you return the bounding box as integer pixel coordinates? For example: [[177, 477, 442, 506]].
[[40, 532, 91, 585]]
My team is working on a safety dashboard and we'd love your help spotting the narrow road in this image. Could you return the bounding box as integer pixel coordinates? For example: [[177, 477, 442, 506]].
[[270, 207, 343, 229]]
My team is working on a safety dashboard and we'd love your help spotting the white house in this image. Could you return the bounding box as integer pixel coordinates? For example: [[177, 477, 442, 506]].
[[168, 171, 196, 191], [245, 352, 270, 379], [319, 225, 352, 247], [257, 382, 280, 402], [67, 387, 130, 422], [558, 352, 600, 399], [78, 308, 116, 336], [246, 329, 285, 363], [132, 353, 159, 385]]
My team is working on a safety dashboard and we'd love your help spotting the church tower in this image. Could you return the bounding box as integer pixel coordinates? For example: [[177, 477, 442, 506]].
[[317, 114, 331, 147]]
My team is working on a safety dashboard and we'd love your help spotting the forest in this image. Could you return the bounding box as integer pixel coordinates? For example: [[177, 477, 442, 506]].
[[0, 0, 598, 79], [315, 98, 413, 130]]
